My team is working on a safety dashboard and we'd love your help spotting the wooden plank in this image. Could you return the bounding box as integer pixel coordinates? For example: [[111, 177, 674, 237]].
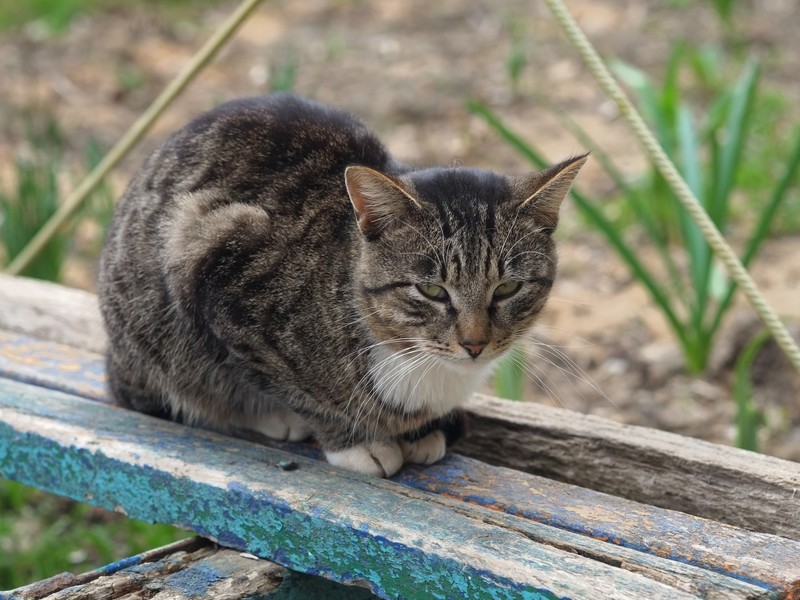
[[0, 377, 738, 600], [1, 328, 798, 595], [0, 274, 105, 355], [455, 394, 800, 540], [246, 435, 796, 598], [396, 457, 800, 594], [3, 317, 800, 545], [0, 330, 107, 403], [4, 537, 379, 600]]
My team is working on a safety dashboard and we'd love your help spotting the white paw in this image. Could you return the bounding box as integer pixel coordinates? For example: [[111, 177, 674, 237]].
[[247, 409, 313, 442], [325, 441, 404, 478], [399, 430, 446, 465]]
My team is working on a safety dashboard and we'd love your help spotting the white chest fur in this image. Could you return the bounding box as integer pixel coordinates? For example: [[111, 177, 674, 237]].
[[368, 346, 495, 416]]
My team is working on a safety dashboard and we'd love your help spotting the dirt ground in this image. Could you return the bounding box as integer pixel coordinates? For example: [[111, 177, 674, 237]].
[[2, 0, 799, 458]]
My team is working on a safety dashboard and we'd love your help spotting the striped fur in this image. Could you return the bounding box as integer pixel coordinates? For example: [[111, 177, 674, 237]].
[[98, 94, 586, 476]]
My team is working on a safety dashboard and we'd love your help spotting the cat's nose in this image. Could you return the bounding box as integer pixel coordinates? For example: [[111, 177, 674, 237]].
[[459, 340, 488, 359]]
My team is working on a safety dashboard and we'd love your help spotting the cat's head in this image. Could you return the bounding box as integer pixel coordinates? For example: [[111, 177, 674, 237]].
[[345, 154, 587, 371]]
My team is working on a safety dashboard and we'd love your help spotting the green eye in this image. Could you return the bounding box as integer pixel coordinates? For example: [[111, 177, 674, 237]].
[[416, 283, 449, 301], [493, 281, 522, 301]]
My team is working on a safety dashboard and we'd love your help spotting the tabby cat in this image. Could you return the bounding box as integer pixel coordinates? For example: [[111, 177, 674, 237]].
[[98, 93, 586, 477]]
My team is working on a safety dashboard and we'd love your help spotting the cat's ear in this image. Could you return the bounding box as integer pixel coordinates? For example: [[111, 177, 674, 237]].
[[512, 153, 589, 232], [345, 166, 421, 238]]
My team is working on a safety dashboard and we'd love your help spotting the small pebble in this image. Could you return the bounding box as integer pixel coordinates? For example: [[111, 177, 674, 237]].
[[277, 459, 298, 471]]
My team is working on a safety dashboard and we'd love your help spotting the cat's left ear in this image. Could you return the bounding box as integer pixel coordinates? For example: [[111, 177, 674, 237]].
[[345, 166, 422, 239], [512, 153, 589, 232]]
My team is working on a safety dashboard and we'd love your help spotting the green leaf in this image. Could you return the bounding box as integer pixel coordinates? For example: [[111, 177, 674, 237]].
[[494, 347, 526, 401], [708, 125, 800, 339], [733, 329, 770, 452]]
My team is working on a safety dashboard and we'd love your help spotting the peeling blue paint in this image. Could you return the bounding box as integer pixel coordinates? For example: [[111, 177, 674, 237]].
[[394, 457, 797, 592], [97, 553, 143, 575], [0, 388, 575, 599], [3, 358, 799, 598], [162, 564, 226, 596]]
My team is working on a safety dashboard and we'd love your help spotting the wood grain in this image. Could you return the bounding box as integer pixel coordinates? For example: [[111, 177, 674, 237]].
[[0, 274, 105, 354], [2, 274, 800, 541], [7, 536, 379, 600], [4, 329, 798, 596], [1, 377, 751, 600], [455, 394, 800, 540]]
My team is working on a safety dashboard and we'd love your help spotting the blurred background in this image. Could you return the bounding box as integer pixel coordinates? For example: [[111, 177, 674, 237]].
[[1, 0, 799, 588]]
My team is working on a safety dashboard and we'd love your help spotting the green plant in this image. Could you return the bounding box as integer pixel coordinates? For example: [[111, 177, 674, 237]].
[[0, 0, 219, 33], [470, 51, 800, 374], [0, 479, 190, 590], [0, 115, 69, 281], [732, 329, 769, 452], [0, 0, 94, 32], [493, 347, 526, 400], [269, 47, 298, 93], [506, 16, 528, 95], [0, 113, 118, 281]]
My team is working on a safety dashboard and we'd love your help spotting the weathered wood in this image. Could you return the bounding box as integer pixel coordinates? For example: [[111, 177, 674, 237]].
[[0, 274, 105, 355], [4, 275, 800, 597], [4, 537, 379, 600], [0, 330, 107, 403], [454, 394, 800, 540], [396, 456, 800, 593], [4, 330, 799, 597], [3, 306, 800, 545], [1, 377, 754, 600]]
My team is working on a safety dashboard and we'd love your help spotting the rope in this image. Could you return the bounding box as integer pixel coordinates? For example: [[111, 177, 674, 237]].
[[6, 0, 264, 276], [541, 0, 800, 375]]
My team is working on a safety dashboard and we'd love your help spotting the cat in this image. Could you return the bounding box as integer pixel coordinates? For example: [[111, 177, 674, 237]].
[[98, 93, 587, 477]]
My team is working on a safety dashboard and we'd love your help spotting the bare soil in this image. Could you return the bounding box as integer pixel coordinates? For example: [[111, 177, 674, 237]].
[[2, 0, 799, 458]]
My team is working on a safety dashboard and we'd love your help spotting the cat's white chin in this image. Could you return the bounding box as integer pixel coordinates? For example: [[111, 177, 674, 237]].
[[369, 346, 497, 416]]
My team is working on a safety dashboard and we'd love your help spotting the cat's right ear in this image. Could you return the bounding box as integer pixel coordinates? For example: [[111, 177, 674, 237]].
[[345, 166, 421, 239]]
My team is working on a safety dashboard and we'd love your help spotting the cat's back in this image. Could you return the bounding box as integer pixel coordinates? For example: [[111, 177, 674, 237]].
[[99, 94, 394, 345], [135, 93, 394, 204], [101, 93, 395, 306], [99, 94, 396, 411]]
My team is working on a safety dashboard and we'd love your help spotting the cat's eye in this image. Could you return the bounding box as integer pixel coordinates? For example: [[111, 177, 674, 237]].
[[492, 281, 522, 301], [416, 283, 449, 302]]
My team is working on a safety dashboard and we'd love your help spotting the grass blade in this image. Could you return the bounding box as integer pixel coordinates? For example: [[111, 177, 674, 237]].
[[708, 125, 800, 339], [676, 104, 709, 324], [494, 347, 526, 400], [733, 329, 770, 452], [710, 61, 759, 226]]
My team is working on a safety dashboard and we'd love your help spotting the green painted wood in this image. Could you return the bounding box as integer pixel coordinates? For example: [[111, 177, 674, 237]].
[[396, 458, 800, 593], [0, 377, 714, 600], [1, 328, 797, 596]]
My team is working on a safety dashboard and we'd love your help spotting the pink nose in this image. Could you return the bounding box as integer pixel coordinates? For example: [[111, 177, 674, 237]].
[[459, 340, 488, 359]]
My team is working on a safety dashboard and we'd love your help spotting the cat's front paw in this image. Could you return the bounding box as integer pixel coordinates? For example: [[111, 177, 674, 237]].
[[325, 441, 404, 477], [400, 430, 446, 465], [246, 409, 313, 442]]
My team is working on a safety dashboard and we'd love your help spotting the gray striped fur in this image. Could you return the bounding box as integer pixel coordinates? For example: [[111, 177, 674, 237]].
[[98, 94, 586, 476]]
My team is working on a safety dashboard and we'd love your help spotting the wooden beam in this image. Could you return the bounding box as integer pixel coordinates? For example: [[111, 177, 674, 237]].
[[3, 317, 800, 544], [9, 537, 379, 600], [0, 377, 765, 600], [4, 331, 800, 595], [395, 456, 800, 593], [0, 274, 105, 354], [455, 394, 800, 540]]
